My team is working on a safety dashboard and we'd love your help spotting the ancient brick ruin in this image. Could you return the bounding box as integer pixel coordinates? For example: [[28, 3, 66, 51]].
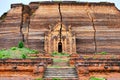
[[0, 1, 120, 54]]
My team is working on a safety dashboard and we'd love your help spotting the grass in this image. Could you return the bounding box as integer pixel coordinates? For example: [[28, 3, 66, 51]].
[[53, 58, 69, 62], [98, 52, 108, 55], [90, 76, 106, 80], [0, 47, 38, 59], [52, 51, 69, 57], [48, 65, 62, 68], [34, 78, 43, 80]]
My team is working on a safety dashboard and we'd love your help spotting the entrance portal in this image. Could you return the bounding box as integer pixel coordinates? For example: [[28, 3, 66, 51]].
[[58, 42, 62, 53], [44, 23, 76, 54]]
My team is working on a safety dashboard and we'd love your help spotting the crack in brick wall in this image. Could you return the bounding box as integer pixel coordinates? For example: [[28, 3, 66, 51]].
[[58, 3, 62, 42], [21, 5, 31, 43], [21, 5, 25, 42], [91, 16, 97, 53], [86, 8, 97, 53]]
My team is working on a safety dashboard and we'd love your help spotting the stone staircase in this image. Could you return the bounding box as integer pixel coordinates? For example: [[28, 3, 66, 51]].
[[53, 62, 69, 67], [44, 68, 78, 80], [43, 57, 78, 80]]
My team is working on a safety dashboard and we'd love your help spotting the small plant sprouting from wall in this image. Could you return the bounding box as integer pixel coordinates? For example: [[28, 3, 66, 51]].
[[98, 51, 108, 55], [90, 76, 106, 80], [0, 12, 7, 20]]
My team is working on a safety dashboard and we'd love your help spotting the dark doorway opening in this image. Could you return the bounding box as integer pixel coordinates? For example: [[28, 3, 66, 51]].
[[58, 42, 62, 53]]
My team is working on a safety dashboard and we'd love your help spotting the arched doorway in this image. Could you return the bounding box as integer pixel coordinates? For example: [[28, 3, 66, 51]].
[[44, 23, 76, 54], [58, 42, 62, 53]]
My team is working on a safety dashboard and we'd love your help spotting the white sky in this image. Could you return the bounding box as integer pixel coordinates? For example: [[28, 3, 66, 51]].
[[0, 0, 120, 16]]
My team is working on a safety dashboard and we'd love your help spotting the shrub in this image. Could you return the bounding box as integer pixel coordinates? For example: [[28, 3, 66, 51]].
[[21, 54, 27, 59], [18, 41, 24, 48]]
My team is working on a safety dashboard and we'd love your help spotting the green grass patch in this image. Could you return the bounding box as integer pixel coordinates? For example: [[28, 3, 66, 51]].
[[0, 41, 39, 59], [53, 58, 69, 62], [52, 51, 69, 57], [98, 52, 108, 55], [90, 76, 106, 80], [0, 47, 38, 59]]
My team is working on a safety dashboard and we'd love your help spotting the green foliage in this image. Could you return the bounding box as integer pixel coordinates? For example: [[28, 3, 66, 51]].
[[18, 41, 24, 48], [0, 49, 11, 59], [11, 47, 17, 50], [0, 40, 39, 59], [21, 54, 27, 59], [98, 52, 108, 55], [52, 51, 58, 55], [90, 76, 106, 80], [52, 78, 62, 80], [53, 58, 69, 62], [0, 47, 38, 59], [0, 12, 7, 20], [52, 51, 69, 57]]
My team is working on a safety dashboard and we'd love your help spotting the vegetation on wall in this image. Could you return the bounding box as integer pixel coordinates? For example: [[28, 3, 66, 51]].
[[90, 76, 106, 80], [0, 12, 7, 20], [52, 51, 69, 57], [0, 41, 38, 59], [98, 51, 108, 55]]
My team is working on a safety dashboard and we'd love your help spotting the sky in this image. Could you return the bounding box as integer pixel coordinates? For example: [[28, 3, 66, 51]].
[[0, 0, 120, 16]]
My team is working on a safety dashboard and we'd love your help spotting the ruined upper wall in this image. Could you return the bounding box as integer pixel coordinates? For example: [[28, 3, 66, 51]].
[[11, 3, 23, 8], [28, 1, 119, 13], [28, 1, 120, 53]]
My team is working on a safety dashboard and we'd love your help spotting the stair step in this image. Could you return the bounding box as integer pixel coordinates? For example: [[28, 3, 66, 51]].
[[45, 72, 77, 74], [44, 78, 78, 80], [45, 74, 77, 76], [46, 75, 77, 78], [44, 68, 78, 79]]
